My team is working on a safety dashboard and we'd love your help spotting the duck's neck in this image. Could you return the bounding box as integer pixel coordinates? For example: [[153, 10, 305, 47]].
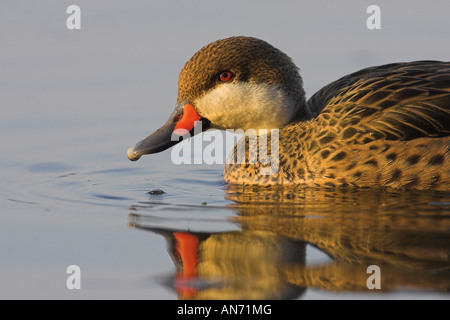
[[286, 98, 316, 127], [223, 119, 310, 185]]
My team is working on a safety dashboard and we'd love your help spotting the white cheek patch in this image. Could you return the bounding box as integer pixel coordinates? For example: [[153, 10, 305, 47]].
[[194, 82, 295, 130]]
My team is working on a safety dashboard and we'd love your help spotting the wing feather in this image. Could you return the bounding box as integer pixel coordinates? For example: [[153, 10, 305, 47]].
[[308, 61, 450, 142]]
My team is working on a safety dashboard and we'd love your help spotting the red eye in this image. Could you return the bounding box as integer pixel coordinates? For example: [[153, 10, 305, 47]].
[[219, 71, 233, 82]]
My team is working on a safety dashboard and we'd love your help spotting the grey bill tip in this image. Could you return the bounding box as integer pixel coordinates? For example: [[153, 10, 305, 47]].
[[127, 146, 141, 161]]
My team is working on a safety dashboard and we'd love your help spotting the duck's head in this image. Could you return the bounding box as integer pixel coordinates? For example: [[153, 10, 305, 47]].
[[127, 36, 310, 161]]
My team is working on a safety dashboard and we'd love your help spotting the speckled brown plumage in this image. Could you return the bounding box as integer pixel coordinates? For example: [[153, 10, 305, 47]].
[[224, 60, 450, 190]]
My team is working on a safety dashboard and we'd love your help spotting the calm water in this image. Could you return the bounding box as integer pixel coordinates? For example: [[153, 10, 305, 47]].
[[1, 1, 449, 299]]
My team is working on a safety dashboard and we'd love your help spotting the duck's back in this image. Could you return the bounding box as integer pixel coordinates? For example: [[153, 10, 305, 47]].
[[308, 61, 450, 142]]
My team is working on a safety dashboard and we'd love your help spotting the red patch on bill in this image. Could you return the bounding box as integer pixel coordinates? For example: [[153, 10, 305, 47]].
[[174, 104, 201, 135]]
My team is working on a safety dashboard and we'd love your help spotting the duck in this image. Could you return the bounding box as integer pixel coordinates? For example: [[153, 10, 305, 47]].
[[127, 36, 450, 190]]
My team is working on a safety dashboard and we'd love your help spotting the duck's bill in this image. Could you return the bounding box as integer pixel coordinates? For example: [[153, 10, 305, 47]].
[[127, 121, 178, 161], [127, 103, 210, 161]]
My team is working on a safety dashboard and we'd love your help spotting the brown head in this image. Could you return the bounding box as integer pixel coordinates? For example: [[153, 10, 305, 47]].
[[127, 36, 311, 161]]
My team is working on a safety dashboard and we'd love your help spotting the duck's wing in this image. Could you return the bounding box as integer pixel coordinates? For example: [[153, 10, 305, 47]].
[[308, 61, 450, 143]]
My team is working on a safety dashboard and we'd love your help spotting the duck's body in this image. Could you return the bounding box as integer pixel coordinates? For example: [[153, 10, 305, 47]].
[[128, 37, 450, 191], [225, 61, 450, 190]]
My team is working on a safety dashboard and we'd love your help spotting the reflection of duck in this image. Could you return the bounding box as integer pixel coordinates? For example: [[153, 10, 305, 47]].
[[135, 226, 306, 300], [129, 188, 450, 299], [127, 36, 450, 190], [227, 186, 450, 293]]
